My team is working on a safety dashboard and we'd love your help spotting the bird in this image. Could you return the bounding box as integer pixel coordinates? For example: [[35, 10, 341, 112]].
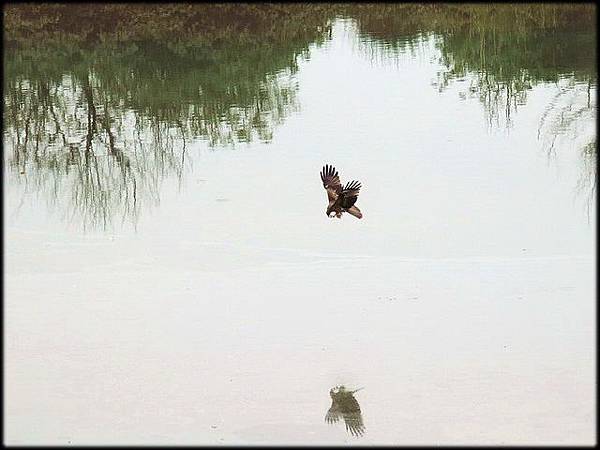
[[325, 385, 365, 437], [320, 164, 363, 219]]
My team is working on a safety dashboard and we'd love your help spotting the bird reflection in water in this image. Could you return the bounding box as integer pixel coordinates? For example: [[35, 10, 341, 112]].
[[325, 385, 365, 437]]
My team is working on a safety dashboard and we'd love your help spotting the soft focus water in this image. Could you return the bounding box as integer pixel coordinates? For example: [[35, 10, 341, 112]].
[[4, 17, 596, 445]]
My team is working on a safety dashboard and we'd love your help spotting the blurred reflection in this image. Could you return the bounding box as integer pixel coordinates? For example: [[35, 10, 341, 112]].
[[537, 79, 597, 216], [325, 385, 365, 437], [348, 4, 596, 202], [3, 73, 186, 229], [3, 5, 596, 230], [3, 8, 332, 229], [350, 5, 596, 129], [434, 24, 596, 130]]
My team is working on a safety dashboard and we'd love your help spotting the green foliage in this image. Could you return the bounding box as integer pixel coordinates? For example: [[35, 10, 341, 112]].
[[3, 3, 337, 47], [4, 3, 334, 145], [3, 4, 334, 228], [3, 3, 596, 228], [345, 3, 596, 139]]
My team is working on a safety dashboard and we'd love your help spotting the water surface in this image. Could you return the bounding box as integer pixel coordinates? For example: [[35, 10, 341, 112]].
[[4, 8, 596, 445]]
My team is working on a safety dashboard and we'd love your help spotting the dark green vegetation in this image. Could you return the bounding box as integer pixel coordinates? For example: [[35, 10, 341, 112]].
[[4, 4, 334, 227], [3, 3, 596, 227], [351, 4, 596, 124], [348, 3, 597, 208]]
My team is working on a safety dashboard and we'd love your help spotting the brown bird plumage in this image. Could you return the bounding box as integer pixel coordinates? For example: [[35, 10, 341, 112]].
[[320, 164, 363, 219]]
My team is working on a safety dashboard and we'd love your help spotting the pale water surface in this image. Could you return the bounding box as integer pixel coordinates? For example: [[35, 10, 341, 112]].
[[4, 17, 596, 445]]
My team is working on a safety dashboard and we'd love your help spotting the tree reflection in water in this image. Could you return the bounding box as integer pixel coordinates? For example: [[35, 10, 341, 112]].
[[3, 4, 596, 228], [3, 6, 333, 229], [348, 4, 596, 206], [4, 73, 186, 229]]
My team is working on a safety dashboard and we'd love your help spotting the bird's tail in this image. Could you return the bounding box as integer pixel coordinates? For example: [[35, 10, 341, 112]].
[[346, 206, 362, 219]]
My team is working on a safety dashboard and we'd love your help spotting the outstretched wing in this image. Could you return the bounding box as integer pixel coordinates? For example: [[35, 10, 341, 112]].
[[340, 180, 361, 209], [342, 411, 365, 437], [325, 402, 341, 424], [321, 164, 342, 202]]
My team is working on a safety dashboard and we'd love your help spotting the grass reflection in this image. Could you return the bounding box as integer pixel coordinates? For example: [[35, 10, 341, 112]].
[[3, 4, 333, 229], [348, 4, 595, 127], [3, 4, 596, 228], [347, 3, 596, 204]]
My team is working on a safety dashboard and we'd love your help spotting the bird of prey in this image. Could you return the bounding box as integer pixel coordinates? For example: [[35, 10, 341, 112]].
[[325, 385, 365, 437], [320, 164, 363, 219]]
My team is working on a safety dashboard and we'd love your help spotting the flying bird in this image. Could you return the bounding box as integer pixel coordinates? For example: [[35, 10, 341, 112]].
[[320, 164, 363, 219], [325, 385, 365, 437]]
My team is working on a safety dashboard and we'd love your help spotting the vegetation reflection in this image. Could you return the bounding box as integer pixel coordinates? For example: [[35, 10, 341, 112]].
[[3, 4, 333, 228], [3, 4, 596, 228], [348, 3, 596, 203]]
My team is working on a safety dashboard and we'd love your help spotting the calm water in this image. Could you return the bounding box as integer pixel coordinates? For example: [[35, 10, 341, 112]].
[[4, 14, 596, 445]]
